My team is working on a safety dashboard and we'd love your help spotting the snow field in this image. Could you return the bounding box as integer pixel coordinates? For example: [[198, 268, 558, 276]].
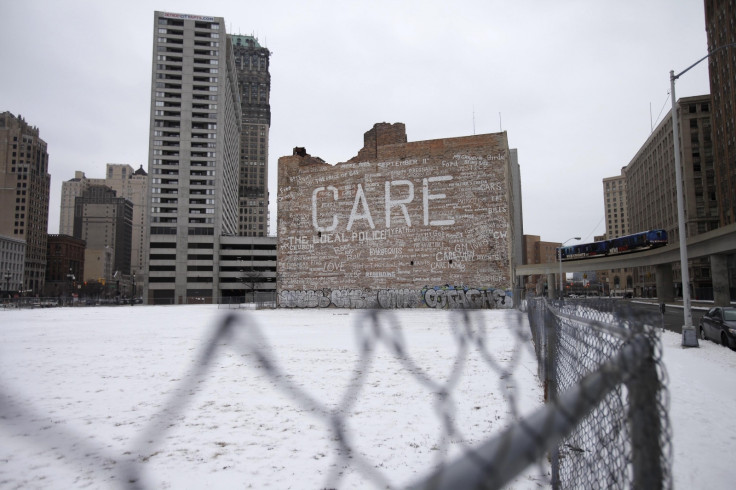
[[0, 306, 545, 489], [3, 304, 734, 489]]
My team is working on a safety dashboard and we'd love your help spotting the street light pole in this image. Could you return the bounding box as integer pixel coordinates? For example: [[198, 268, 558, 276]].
[[66, 268, 75, 305], [669, 71, 694, 338], [559, 237, 581, 299], [669, 43, 736, 347]]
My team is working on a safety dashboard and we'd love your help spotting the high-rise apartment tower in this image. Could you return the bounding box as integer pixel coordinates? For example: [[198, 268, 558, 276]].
[[231, 35, 271, 236], [143, 11, 241, 304]]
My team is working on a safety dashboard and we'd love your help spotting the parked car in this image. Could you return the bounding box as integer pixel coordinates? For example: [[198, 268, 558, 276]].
[[698, 307, 736, 349]]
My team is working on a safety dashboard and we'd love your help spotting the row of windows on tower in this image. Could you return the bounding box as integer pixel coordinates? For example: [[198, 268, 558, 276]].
[[150, 226, 216, 236], [157, 27, 220, 40], [156, 37, 220, 49], [236, 56, 268, 71]]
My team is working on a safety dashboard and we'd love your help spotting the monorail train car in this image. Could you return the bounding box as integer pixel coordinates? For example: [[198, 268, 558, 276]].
[[558, 229, 668, 261]]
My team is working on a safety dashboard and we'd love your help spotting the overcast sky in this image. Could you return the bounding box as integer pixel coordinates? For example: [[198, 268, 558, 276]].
[[0, 0, 712, 244]]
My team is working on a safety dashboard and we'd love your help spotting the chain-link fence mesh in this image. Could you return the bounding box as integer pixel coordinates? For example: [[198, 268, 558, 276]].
[[527, 296, 672, 489], [1, 301, 671, 489]]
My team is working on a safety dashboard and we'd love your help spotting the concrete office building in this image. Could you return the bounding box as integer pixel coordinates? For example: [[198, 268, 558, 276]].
[[231, 34, 271, 236], [60, 164, 147, 291], [217, 235, 277, 304], [620, 94, 717, 298], [73, 185, 133, 284], [143, 11, 241, 304], [603, 173, 629, 238], [0, 234, 26, 297], [0, 111, 50, 295], [600, 173, 634, 296], [705, 0, 736, 227]]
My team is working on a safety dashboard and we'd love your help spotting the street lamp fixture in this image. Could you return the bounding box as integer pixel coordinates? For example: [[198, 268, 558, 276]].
[[559, 237, 581, 299], [66, 268, 76, 305], [670, 43, 736, 347]]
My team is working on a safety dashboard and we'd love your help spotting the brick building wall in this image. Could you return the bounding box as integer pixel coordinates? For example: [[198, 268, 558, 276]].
[[43, 234, 85, 297], [521, 234, 561, 294], [277, 123, 517, 308], [351, 122, 408, 162]]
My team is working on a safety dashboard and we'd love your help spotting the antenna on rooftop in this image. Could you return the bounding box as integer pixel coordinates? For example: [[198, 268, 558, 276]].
[[499, 112, 502, 132], [472, 105, 476, 135], [650, 102, 653, 133]]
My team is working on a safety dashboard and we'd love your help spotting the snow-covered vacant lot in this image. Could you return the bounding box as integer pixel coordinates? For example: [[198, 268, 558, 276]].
[[1, 305, 735, 489]]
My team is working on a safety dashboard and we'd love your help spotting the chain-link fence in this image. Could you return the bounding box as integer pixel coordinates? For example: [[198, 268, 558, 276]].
[[526, 296, 672, 489], [1, 301, 671, 488]]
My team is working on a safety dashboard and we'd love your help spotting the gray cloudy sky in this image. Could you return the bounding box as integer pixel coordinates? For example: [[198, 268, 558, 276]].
[[0, 0, 711, 244]]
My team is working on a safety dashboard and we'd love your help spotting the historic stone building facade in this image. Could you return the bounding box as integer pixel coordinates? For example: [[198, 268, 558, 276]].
[[60, 164, 147, 292], [603, 95, 717, 298], [73, 185, 133, 280], [0, 234, 26, 297], [277, 123, 521, 308], [599, 173, 634, 296], [0, 111, 50, 295], [231, 35, 271, 236]]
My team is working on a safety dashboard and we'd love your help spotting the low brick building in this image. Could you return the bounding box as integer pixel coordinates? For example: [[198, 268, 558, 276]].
[[43, 234, 85, 298], [522, 234, 561, 295], [277, 123, 521, 308]]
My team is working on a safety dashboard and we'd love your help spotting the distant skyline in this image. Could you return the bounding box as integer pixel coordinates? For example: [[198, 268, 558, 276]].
[[0, 0, 712, 244]]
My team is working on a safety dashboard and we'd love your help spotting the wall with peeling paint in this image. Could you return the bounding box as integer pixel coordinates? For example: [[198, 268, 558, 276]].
[[277, 123, 518, 308]]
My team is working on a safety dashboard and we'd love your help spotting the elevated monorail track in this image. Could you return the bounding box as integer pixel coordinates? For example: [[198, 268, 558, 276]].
[[516, 223, 736, 276]]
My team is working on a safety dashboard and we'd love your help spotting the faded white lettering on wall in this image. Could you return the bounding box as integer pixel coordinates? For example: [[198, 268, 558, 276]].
[[312, 186, 339, 232], [278, 145, 513, 306]]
